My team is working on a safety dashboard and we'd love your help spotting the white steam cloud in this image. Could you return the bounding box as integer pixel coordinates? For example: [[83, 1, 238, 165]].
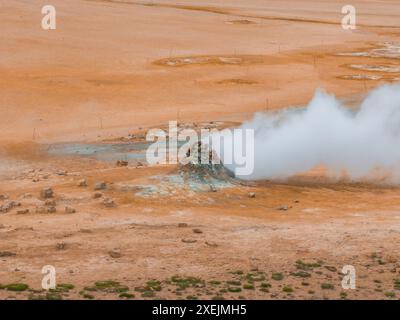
[[223, 83, 400, 181]]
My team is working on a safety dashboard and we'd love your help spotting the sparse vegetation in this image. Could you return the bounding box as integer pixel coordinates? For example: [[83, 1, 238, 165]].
[[271, 273, 284, 281], [141, 290, 155, 298], [290, 271, 311, 278], [282, 285, 293, 293], [295, 260, 321, 270], [5, 283, 29, 291], [245, 272, 265, 282], [393, 278, 400, 290], [243, 284, 255, 290], [321, 283, 334, 290], [226, 280, 241, 286], [324, 266, 337, 272], [170, 276, 204, 290]]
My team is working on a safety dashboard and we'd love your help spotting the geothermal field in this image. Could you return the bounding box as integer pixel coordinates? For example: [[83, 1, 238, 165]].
[[1, 0, 400, 300]]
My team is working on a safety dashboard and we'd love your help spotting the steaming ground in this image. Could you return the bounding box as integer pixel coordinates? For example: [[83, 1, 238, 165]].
[[223, 84, 400, 182]]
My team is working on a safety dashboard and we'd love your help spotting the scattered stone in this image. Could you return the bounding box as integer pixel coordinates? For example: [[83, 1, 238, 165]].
[[93, 192, 103, 199], [0, 204, 11, 213], [78, 179, 87, 187], [65, 206, 76, 214], [0, 251, 16, 257], [45, 199, 56, 206], [40, 187, 54, 199], [56, 242, 66, 250], [248, 192, 256, 198], [20, 193, 32, 199], [205, 241, 218, 247], [0, 195, 8, 201], [17, 209, 29, 215], [209, 185, 217, 192], [0, 201, 21, 213], [103, 198, 115, 208], [181, 239, 197, 243], [116, 160, 128, 167], [94, 182, 107, 190], [32, 178, 39, 182], [178, 223, 188, 228], [136, 161, 144, 167], [35, 206, 47, 214], [277, 205, 289, 211], [109, 249, 122, 258], [56, 170, 67, 176], [192, 228, 203, 234], [47, 206, 57, 213], [11, 201, 21, 207]]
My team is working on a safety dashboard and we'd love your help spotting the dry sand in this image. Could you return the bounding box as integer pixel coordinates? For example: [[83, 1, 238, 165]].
[[0, 0, 400, 300]]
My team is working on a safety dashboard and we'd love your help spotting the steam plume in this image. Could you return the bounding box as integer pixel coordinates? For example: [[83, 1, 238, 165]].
[[224, 83, 400, 181]]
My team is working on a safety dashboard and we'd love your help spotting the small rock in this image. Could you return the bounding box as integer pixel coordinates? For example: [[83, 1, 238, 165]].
[[0, 251, 16, 257], [0, 195, 9, 201], [47, 206, 57, 213], [277, 205, 289, 211], [109, 249, 122, 258], [209, 186, 217, 192], [178, 223, 188, 228], [94, 182, 107, 191], [181, 239, 197, 243], [20, 193, 32, 199], [0, 203, 12, 213], [65, 206, 76, 214], [205, 241, 218, 247], [116, 160, 128, 167], [40, 187, 54, 199], [35, 206, 47, 214], [248, 192, 256, 198], [93, 192, 103, 199], [78, 179, 87, 187], [45, 199, 56, 206], [17, 209, 29, 215], [56, 170, 67, 176], [103, 198, 115, 208], [56, 242, 66, 250], [0, 201, 21, 213], [192, 228, 203, 234]]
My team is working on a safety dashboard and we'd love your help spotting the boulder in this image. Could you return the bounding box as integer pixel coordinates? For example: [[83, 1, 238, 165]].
[[65, 206, 76, 214], [103, 198, 115, 208], [78, 179, 87, 187], [94, 182, 107, 191], [40, 187, 54, 199]]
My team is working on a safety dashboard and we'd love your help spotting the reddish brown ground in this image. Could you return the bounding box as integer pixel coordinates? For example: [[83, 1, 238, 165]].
[[0, 0, 400, 300]]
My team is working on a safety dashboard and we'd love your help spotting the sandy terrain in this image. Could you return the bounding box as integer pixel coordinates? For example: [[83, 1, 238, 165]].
[[1, 0, 400, 300]]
